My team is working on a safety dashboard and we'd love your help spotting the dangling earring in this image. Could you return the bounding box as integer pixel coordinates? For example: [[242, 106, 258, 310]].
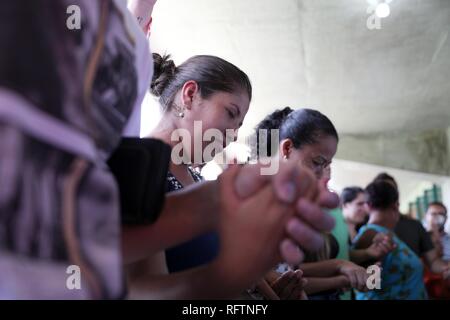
[[175, 103, 185, 118]]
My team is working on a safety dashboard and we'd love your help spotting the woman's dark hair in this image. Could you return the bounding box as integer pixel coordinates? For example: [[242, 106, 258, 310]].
[[365, 180, 399, 210], [341, 186, 365, 205], [254, 107, 339, 157], [0, 1, 72, 118], [150, 53, 252, 111], [373, 172, 398, 190]]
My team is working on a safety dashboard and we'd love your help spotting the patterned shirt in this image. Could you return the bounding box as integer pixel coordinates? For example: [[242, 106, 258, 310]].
[[353, 224, 428, 300]]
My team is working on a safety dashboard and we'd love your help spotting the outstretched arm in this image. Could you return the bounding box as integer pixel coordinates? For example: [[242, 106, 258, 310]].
[[303, 276, 348, 295], [122, 180, 219, 264], [423, 249, 450, 278], [128, 0, 158, 34]]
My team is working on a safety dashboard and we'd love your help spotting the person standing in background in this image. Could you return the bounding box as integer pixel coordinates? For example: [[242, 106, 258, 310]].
[[374, 173, 450, 280], [423, 202, 450, 299], [353, 181, 428, 300]]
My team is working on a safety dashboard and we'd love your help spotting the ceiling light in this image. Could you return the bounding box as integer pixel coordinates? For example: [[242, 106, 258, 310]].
[[376, 3, 391, 18]]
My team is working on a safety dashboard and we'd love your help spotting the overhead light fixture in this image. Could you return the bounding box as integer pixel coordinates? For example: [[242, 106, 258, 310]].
[[375, 2, 391, 18]]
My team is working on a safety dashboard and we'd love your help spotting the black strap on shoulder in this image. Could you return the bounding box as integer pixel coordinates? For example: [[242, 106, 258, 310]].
[[107, 137, 171, 225]]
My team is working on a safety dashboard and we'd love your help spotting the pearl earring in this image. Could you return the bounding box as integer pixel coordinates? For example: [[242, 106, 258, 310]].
[[178, 111, 185, 118]]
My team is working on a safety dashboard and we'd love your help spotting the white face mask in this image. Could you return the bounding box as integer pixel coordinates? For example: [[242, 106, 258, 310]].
[[436, 215, 446, 227], [428, 214, 446, 229]]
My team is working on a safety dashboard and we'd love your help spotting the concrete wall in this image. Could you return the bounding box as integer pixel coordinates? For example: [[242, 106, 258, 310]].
[[336, 127, 450, 177]]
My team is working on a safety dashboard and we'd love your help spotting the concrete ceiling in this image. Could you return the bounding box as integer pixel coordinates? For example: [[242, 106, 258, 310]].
[[150, 0, 450, 139]]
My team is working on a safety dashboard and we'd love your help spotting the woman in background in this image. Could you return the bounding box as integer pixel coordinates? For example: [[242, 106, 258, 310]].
[[254, 107, 368, 299], [353, 180, 427, 300]]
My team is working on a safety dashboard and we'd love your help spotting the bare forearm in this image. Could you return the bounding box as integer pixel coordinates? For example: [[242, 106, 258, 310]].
[[126, 261, 240, 299], [349, 249, 372, 265], [424, 249, 450, 274], [303, 275, 348, 295], [127, 0, 157, 31], [429, 258, 449, 274], [299, 260, 341, 277], [122, 181, 219, 264]]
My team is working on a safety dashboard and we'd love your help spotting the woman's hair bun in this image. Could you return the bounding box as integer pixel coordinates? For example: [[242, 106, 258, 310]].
[[255, 106, 293, 132], [150, 53, 176, 97]]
